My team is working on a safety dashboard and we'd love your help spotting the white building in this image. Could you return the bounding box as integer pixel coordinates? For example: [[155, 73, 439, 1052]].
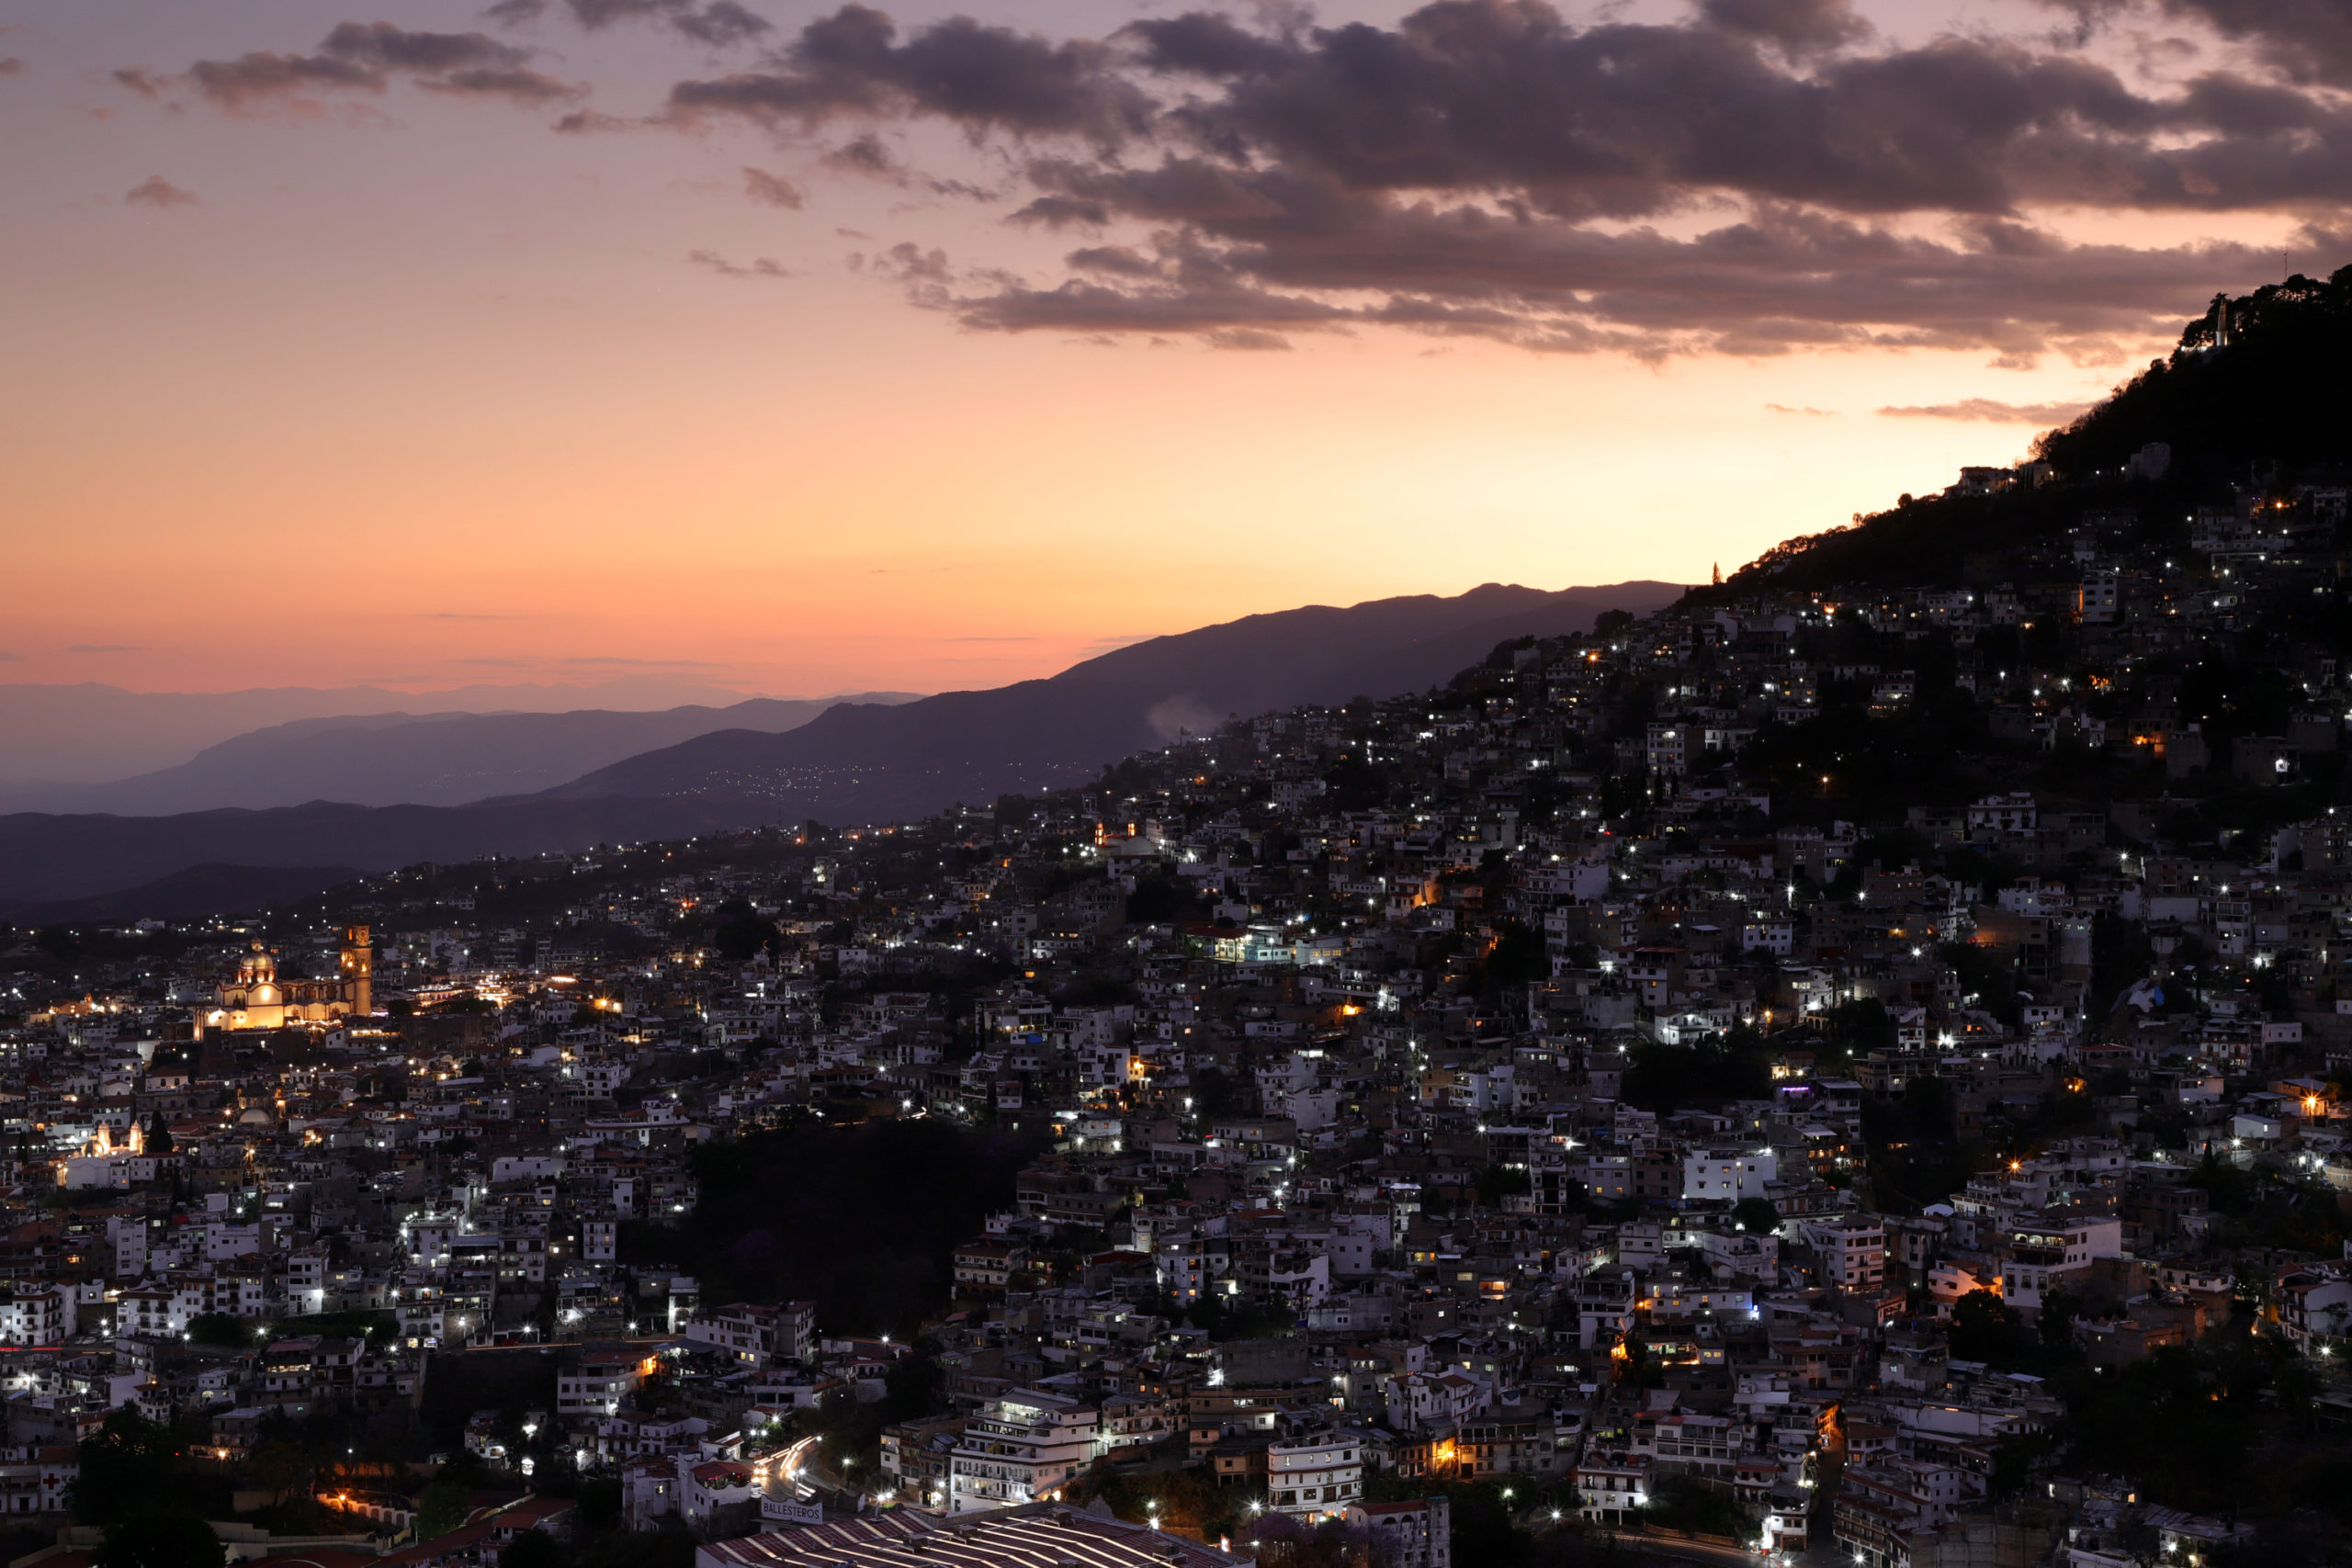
[[1803, 1213, 1887, 1293], [1967, 793, 2038, 836], [0, 1289, 72, 1346], [1267, 1432, 1363, 1519], [946, 1388, 1099, 1513], [1574, 1453, 1651, 1521], [558, 1348, 646, 1416], [1682, 1148, 1779, 1202], [684, 1301, 815, 1368], [1999, 1213, 2124, 1311]]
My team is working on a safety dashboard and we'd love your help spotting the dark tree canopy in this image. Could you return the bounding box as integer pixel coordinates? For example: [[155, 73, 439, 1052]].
[[639, 1120, 1040, 1336], [96, 1516, 221, 1568]]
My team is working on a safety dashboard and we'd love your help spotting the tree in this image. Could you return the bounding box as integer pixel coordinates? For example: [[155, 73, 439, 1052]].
[[879, 1355, 944, 1423], [709, 901, 781, 963], [74, 1409, 175, 1524], [414, 1479, 474, 1541], [248, 1438, 311, 1506], [661, 1120, 1041, 1337], [1476, 1163, 1532, 1208], [1478, 921, 1547, 991], [96, 1516, 221, 1568], [502, 1532, 565, 1568], [1731, 1198, 1781, 1235], [186, 1313, 249, 1348], [2039, 1287, 2085, 1355], [1948, 1289, 2029, 1366], [576, 1479, 623, 1530], [1125, 876, 1194, 925]]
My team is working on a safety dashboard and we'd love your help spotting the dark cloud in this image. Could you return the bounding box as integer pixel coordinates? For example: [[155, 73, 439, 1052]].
[[0, 57, 23, 77], [689, 247, 793, 276], [1150, 15, 2202, 220], [732, 0, 2352, 356], [824, 131, 903, 176], [181, 22, 576, 109], [553, 108, 639, 132], [1204, 326, 1294, 349], [815, 132, 1000, 199], [1123, 13, 1296, 76], [741, 164, 805, 207], [130, 0, 2352, 362], [2053, 0, 2352, 86], [1766, 403, 1837, 414], [430, 67, 576, 99], [658, 0, 2352, 222], [112, 67, 162, 96], [667, 6, 1152, 141], [1008, 194, 1111, 228], [925, 175, 1001, 201], [1696, 0, 1869, 51], [934, 192, 2272, 360], [324, 21, 516, 73], [187, 50, 378, 107], [125, 175, 200, 207], [869, 240, 952, 284], [488, 0, 772, 48], [1067, 244, 1158, 276], [674, 2, 772, 47], [1879, 398, 2095, 422]]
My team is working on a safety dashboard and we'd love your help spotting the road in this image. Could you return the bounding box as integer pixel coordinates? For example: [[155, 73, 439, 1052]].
[[1562, 1525, 1799, 1567]]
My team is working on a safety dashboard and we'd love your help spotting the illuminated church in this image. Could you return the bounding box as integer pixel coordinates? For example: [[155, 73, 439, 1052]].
[[197, 925, 373, 1037], [60, 1119, 162, 1189]]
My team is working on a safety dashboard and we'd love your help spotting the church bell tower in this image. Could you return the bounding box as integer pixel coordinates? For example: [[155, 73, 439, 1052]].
[[340, 925, 373, 1018]]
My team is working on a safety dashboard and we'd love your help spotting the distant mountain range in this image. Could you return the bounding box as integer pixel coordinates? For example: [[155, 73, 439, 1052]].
[[0, 581, 1679, 911], [0, 696, 918, 816], [0, 675, 767, 789], [546, 581, 1680, 818], [0, 797, 760, 918]]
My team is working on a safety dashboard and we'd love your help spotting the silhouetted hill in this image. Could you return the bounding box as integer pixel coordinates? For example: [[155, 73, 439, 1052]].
[[0, 677, 765, 789], [12, 863, 367, 923], [548, 581, 1682, 817], [2036, 270, 2352, 480], [9, 694, 917, 815], [1724, 269, 2352, 594]]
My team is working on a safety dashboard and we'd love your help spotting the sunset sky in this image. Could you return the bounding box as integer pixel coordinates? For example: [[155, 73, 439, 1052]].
[[2, 0, 2332, 697]]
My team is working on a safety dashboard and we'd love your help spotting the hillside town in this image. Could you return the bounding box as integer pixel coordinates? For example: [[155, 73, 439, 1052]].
[[11, 446, 2352, 1567]]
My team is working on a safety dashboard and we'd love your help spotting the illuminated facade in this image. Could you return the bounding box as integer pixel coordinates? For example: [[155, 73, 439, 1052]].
[[59, 1121, 160, 1190], [197, 926, 373, 1037]]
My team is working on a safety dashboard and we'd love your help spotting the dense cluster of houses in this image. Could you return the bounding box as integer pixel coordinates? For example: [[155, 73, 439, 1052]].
[[7, 465, 2352, 1565]]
